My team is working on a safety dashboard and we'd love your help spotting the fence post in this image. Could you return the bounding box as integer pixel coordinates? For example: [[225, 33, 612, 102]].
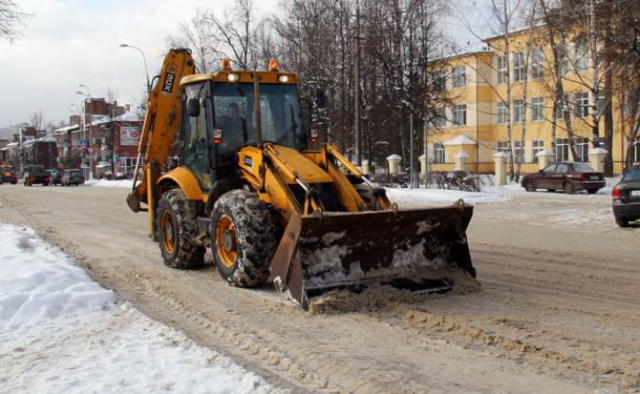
[[454, 151, 469, 172], [493, 152, 508, 186], [386, 154, 402, 175], [536, 150, 555, 170], [419, 154, 427, 183], [588, 147, 608, 173]]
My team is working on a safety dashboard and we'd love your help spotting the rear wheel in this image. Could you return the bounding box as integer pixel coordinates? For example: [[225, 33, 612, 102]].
[[587, 189, 598, 194], [156, 188, 205, 269], [547, 189, 556, 193], [524, 182, 535, 192], [563, 182, 575, 194], [211, 190, 276, 287], [615, 218, 629, 228]]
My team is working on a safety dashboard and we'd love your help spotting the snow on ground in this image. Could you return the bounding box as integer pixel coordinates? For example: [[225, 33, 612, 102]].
[[0, 224, 286, 394], [84, 179, 134, 188]]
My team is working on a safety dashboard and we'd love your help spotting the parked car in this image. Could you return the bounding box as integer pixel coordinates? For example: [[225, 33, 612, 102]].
[[47, 169, 62, 185], [23, 164, 50, 186], [612, 165, 640, 227], [520, 162, 605, 194], [61, 169, 85, 186], [1, 164, 18, 184]]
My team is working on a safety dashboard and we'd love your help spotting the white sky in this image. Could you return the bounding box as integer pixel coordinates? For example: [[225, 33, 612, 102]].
[[0, 0, 278, 129], [0, 0, 491, 133]]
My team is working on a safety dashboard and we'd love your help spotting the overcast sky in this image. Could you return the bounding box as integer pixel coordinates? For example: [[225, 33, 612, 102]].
[[0, 0, 279, 131], [0, 0, 488, 134]]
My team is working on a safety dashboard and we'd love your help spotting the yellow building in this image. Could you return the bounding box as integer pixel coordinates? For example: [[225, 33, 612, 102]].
[[428, 28, 640, 175]]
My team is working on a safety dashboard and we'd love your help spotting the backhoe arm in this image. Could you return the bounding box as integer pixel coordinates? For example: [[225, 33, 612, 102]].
[[126, 49, 195, 222]]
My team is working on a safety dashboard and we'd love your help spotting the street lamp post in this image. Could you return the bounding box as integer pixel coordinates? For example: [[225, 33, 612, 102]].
[[76, 85, 92, 179], [119, 43, 151, 94]]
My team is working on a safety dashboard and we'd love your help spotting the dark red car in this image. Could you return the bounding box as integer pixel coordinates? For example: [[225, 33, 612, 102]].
[[521, 162, 605, 194]]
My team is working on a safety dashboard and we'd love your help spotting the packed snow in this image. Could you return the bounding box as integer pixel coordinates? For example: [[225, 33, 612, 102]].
[[0, 224, 285, 394]]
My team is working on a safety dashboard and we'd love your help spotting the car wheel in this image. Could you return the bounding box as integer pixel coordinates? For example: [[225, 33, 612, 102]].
[[563, 182, 575, 194], [547, 189, 556, 193], [615, 218, 629, 228], [587, 189, 598, 194], [524, 182, 535, 192]]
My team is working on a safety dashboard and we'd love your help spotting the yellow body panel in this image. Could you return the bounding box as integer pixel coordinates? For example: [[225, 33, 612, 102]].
[[158, 167, 207, 202]]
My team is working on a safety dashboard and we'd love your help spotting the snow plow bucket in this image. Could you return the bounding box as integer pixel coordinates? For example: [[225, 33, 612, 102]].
[[270, 202, 476, 310]]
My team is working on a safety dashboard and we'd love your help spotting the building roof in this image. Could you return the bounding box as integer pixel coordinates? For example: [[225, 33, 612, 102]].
[[442, 134, 477, 146], [116, 112, 143, 122], [54, 124, 80, 134]]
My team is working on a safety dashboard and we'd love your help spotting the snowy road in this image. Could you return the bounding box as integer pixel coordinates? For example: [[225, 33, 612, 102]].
[[0, 183, 638, 393]]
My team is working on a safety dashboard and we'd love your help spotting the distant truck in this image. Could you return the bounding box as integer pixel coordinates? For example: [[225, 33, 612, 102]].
[[23, 164, 50, 186], [0, 163, 18, 184]]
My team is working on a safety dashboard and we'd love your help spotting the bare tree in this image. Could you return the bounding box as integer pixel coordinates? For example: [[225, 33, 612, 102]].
[[203, 0, 258, 69], [30, 109, 46, 133], [0, 0, 26, 42], [167, 8, 223, 72]]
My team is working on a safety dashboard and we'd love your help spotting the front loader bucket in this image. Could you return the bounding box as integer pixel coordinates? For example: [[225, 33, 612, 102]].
[[270, 202, 476, 310]]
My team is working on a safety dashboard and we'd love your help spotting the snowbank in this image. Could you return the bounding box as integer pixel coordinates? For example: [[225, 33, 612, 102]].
[[84, 179, 134, 188], [386, 186, 512, 208], [0, 224, 285, 394]]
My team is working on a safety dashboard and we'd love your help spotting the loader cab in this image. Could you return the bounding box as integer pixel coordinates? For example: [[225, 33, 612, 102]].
[[180, 75, 307, 191]]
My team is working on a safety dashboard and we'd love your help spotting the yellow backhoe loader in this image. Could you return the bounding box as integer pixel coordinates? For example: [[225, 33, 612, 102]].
[[127, 48, 477, 309]]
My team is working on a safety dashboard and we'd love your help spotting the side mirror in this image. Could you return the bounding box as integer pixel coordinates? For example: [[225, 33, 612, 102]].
[[188, 98, 201, 117]]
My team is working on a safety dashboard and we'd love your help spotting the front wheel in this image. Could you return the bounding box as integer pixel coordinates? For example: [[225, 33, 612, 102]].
[[211, 190, 276, 287], [587, 189, 598, 194], [156, 189, 205, 269], [524, 182, 535, 192]]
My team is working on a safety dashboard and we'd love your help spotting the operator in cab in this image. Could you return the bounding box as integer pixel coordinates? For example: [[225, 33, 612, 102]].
[[218, 102, 248, 151]]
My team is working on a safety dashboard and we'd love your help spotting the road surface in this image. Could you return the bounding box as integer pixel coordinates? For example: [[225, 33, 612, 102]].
[[1, 184, 638, 393]]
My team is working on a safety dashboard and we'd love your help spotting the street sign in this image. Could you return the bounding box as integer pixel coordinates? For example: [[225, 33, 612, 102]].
[[80, 140, 88, 148]]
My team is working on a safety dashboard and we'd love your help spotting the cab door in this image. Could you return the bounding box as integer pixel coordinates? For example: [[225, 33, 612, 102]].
[[181, 82, 215, 191]]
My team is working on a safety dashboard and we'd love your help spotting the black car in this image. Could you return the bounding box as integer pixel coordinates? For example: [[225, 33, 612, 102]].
[[23, 164, 50, 186], [47, 169, 62, 185], [612, 165, 640, 227], [62, 169, 85, 186]]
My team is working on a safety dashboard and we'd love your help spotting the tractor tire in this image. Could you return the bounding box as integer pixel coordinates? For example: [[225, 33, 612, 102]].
[[156, 188, 205, 269], [210, 190, 276, 288]]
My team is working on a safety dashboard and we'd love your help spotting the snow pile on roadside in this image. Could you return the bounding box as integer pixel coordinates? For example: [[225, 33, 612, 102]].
[[386, 186, 512, 208], [0, 225, 114, 331], [84, 179, 134, 188], [0, 224, 286, 394]]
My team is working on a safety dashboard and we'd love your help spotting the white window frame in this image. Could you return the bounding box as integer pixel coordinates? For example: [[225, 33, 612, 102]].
[[451, 66, 466, 88], [575, 137, 589, 162], [433, 107, 446, 127], [532, 140, 544, 163], [531, 48, 544, 79], [574, 92, 589, 118], [513, 52, 525, 82], [452, 104, 467, 126], [574, 39, 589, 71], [532, 97, 544, 122], [557, 44, 570, 76], [432, 71, 447, 92], [514, 99, 525, 123], [434, 143, 445, 163], [497, 56, 508, 84], [497, 102, 508, 124]]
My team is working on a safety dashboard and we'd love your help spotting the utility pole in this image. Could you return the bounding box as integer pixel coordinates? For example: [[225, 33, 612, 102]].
[[354, 0, 362, 166]]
